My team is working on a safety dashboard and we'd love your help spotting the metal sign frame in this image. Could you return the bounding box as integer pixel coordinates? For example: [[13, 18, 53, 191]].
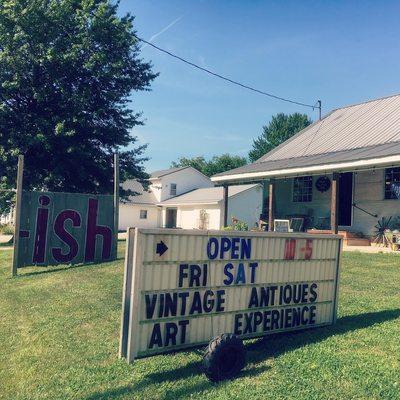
[[120, 228, 342, 363]]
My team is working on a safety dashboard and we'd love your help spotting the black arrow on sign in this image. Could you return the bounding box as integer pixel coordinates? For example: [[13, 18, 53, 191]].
[[156, 241, 168, 256]]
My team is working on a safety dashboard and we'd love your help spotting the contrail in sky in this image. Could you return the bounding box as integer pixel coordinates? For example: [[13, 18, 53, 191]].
[[141, 16, 184, 49]]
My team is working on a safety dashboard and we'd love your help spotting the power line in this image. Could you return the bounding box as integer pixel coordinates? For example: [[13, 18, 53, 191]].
[[135, 35, 320, 111]]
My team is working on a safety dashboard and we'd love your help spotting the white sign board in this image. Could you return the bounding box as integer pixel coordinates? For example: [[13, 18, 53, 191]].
[[120, 228, 342, 363]]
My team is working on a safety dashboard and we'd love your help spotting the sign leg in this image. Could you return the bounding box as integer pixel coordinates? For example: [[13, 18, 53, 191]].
[[12, 155, 24, 276]]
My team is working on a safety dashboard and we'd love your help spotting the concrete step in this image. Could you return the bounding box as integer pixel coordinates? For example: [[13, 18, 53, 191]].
[[339, 231, 363, 239], [307, 229, 366, 240], [344, 238, 371, 247]]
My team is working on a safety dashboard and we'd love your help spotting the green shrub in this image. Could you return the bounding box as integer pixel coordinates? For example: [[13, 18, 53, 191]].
[[0, 224, 14, 235], [222, 218, 248, 231]]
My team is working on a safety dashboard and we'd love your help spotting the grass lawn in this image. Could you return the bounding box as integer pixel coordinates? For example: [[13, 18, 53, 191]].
[[0, 244, 399, 400]]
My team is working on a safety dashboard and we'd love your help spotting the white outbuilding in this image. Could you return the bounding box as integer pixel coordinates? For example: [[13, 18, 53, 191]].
[[159, 184, 263, 230]]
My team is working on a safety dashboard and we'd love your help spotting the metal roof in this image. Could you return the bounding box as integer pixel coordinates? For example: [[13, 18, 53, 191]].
[[213, 93, 400, 181], [150, 166, 189, 179], [159, 184, 260, 206]]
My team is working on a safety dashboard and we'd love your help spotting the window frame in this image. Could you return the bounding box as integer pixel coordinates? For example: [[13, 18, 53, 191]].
[[384, 167, 400, 200], [170, 183, 177, 196], [139, 209, 148, 219], [292, 176, 313, 203]]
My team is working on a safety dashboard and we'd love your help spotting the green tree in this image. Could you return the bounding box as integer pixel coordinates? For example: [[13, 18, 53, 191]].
[[0, 0, 157, 212], [171, 156, 208, 174], [249, 113, 312, 162], [204, 154, 247, 176], [171, 154, 247, 177]]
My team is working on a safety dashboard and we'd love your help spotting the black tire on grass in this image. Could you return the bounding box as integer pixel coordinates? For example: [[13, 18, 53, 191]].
[[202, 333, 246, 382]]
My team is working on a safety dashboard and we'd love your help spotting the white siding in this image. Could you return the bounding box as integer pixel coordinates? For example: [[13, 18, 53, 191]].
[[225, 185, 263, 229], [272, 169, 400, 236], [178, 205, 221, 230], [119, 204, 161, 230], [149, 180, 162, 202], [158, 168, 213, 202], [275, 175, 332, 223], [160, 185, 263, 230], [352, 169, 400, 236]]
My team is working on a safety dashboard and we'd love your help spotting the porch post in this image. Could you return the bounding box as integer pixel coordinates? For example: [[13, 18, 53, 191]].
[[331, 173, 339, 234], [223, 185, 229, 228], [268, 179, 275, 232]]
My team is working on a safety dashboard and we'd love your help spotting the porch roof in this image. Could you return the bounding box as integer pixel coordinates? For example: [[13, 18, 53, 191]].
[[212, 141, 400, 182], [212, 93, 400, 183]]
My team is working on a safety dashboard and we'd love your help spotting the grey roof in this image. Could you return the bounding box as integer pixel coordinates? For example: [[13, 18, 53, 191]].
[[159, 184, 260, 205], [150, 166, 189, 179], [213, 93, 400, 180], [213, 142, 400, 177], [122, 180, 157, 205]]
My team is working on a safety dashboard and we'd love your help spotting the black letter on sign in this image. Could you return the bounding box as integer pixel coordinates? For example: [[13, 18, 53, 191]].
[[179, 320, 189, 344], [189, 292, 203, 315], [234, 313, 243, 335], [149, 323, 163, 349], [145, 294, 157, 319], [165, 323, 178, 346], [248, 287, 259, 308], [216, 290, 225, 312], [164, 292, 178, 317], [178, 264, 188, 287], [189, 264, 202, 287], [309, 305, 317, 324], [309, 283, 318, 302]]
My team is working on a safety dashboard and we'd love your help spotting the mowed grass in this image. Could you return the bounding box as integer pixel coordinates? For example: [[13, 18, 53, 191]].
[[0, 245, 399, 400]]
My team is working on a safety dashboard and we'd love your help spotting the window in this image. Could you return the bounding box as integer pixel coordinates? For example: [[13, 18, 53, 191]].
[[170, 183, 177, 196], [293, 176, 313, 202], [139, 210, 147, 219], [385, 167, 400, 199]]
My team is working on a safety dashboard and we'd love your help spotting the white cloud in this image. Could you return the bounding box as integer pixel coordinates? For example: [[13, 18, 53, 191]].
[[141, 16, 184, 49]]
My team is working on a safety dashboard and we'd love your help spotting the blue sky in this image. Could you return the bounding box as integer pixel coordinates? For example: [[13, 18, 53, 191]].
[[118, 0, 400, 172]]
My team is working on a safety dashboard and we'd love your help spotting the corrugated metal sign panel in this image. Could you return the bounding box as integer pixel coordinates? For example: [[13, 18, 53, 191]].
[[120, 229, 342, 363], [17, 190, 116, 267]]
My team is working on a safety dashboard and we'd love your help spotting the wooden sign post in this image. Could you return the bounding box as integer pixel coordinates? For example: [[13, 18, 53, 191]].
[[12, 155, 24, 277], [114, 153, 120, 257]]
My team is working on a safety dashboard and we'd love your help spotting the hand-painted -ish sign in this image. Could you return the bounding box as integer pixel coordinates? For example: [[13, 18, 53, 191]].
[[17, 191, 116, 268], [119, 229, 342, 363]]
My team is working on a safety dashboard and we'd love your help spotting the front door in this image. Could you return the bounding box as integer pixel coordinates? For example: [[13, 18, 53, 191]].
[[165, 208, 177, 228], [338, 172, 353, 226]]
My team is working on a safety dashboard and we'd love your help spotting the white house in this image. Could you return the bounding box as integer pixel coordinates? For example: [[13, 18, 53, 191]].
[[0, 207, 13, 225], [159, 184, 263, 230], [119, 179, 161, 230], [119, 166, 213, 230], [119, 166, 263, 230]]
